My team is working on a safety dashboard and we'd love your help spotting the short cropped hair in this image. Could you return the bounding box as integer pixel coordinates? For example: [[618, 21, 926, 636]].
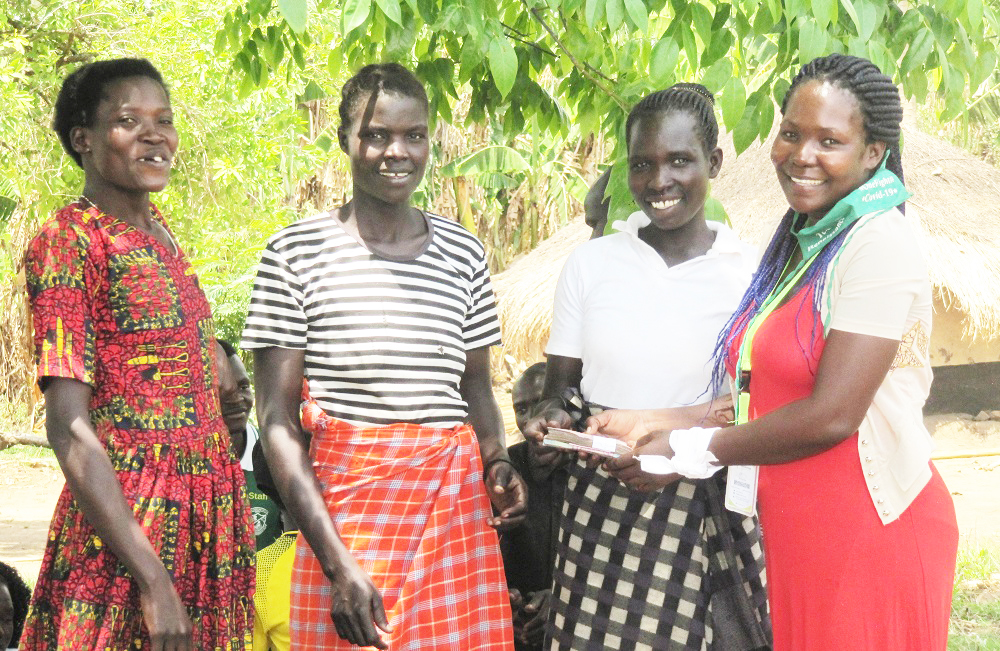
[[53, 58, 167, 167], [338, 63, 428, 133], [217, 339, 238, 359]]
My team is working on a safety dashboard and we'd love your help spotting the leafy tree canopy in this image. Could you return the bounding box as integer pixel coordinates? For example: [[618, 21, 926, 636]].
[[0, 0, 324, 343], [219, 0, 999, 223]]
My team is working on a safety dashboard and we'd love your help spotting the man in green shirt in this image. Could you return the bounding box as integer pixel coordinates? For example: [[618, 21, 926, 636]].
[[217, 340, 282, 550]]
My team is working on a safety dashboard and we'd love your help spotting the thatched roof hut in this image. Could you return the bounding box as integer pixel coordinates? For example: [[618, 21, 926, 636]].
[[493, 124, 1000, 385], [492, 221, 591, 379]]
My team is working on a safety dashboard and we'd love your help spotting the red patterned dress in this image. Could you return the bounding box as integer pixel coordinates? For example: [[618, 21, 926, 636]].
[[21, 202, 255, 650]]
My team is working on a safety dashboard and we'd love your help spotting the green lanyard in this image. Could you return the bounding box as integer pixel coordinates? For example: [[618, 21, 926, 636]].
[[733, 158, 910, 425], [733, 259, 812, 424]]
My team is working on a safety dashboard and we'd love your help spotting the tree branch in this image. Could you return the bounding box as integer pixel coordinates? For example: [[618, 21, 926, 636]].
[[557, 12, 617, 86], [499, 21, 556, 57], [0, 430, 49, 450], [55, 53, 96, 67], [527, 7, 626, 109]]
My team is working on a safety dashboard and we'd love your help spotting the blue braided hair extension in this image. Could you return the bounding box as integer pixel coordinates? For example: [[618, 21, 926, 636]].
[[709, 54, 906, 395]]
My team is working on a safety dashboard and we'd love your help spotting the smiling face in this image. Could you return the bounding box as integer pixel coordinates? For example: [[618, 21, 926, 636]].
[[771, 79, 886, 223], [627, 110, 722, 234], [338, 90, 430, 207], [71, 75, 177, 199]]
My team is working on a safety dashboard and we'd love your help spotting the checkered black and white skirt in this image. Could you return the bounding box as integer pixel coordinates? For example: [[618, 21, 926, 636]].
[[547, 462, 771, 650]]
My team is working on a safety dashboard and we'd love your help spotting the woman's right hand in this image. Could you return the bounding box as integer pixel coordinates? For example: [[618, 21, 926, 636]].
[[327, 553, 393, 650], [139, 576, 193, 651], [584, 409, 651, 445]]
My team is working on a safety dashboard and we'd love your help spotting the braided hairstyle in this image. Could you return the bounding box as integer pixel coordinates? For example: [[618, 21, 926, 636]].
[[0, 560, 31, 648], [625, 82, 718, 154], [338, 63, 428, 134], [53, 58, 167, 168], [710, 54, 906, 393]]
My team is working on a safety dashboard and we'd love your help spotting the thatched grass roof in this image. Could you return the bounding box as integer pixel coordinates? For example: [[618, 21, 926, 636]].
[[494, 125, 1000, 370], [492, 220, 592, 371]]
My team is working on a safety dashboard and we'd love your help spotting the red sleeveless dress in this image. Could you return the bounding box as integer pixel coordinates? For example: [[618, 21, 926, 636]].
[[730, 285, 957, 650]]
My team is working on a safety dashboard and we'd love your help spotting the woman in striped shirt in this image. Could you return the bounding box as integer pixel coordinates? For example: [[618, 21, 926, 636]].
[[242, 63, 527, 650]]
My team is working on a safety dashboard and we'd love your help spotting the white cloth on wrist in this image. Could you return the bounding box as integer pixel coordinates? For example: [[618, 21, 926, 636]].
[[637, 427, 722, 479]]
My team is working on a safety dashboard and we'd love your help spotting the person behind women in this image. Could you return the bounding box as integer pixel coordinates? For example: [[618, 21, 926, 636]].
[[504, 362, 557, 651], [524, 84, 769, 651], [594, 54, 959, 650], [0, 561, 30, 651], [216, 340, 282, 550], [241, 62, 527, 650], [582, 168, 610, 239], [21, 58, 254, 651]]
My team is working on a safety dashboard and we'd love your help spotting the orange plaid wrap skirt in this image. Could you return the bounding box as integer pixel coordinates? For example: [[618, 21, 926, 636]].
[[291, 398, 514, 650]]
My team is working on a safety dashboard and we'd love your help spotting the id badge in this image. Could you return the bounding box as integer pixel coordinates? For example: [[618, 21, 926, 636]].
[[725, 464, 758, 516]]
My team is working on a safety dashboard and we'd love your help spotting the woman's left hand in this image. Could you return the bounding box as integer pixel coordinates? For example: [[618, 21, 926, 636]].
[[484, 460, 528, 530], [603, 430, 681, 492], [632, 429, 675, 457]]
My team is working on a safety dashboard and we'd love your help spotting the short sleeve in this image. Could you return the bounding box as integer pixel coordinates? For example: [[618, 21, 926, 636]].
[[545, 250, 586, 359], [826, 212, 929, 340], [463, 251, 503, 350], [25, 217, 98, 388], [241, 243, 308, 349]]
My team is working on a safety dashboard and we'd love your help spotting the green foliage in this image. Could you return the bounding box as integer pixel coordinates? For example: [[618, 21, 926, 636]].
[[439, 145, 530, 179], [0, 178, 15, 227], [217, 0, 1000, 228], [0, 444, 56, 462], [278, 0, 308, 33], [436, 119, 590, 268], [0, 0, 325, 344], [950, 544, 1000, 648], [2, 0, 999, 378]]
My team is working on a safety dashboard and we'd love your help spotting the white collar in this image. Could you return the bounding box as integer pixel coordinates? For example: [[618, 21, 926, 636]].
[[612, 210, 652, 236], [612, 210, 744, 255]]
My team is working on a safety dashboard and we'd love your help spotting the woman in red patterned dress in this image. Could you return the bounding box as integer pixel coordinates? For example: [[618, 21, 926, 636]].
[[591, 54, 958, 649], [21, 58, 254, 651]]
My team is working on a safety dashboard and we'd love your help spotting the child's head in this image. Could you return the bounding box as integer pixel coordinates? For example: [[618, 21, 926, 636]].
[[0, 561, 31, 650], [512, 362, 547, 434]]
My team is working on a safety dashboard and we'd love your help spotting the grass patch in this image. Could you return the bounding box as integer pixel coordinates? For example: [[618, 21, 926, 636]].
[[0, 444, 55, 462], [951, 544, 1000, 649]]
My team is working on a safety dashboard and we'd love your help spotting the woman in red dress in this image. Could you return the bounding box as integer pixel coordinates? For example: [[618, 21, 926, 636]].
[[21, 58, 254, 651], [595, 54, 958, 650]]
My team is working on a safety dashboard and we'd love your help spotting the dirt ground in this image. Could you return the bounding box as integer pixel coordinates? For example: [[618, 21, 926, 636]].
[[2, 414, 999, 583]]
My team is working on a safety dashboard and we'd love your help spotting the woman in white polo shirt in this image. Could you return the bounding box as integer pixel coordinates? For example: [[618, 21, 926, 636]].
[[525, 84, 769, 651]]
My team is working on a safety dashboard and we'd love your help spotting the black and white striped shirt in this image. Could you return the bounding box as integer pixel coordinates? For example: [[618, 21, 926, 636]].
[[241, 211, 502, 427]]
